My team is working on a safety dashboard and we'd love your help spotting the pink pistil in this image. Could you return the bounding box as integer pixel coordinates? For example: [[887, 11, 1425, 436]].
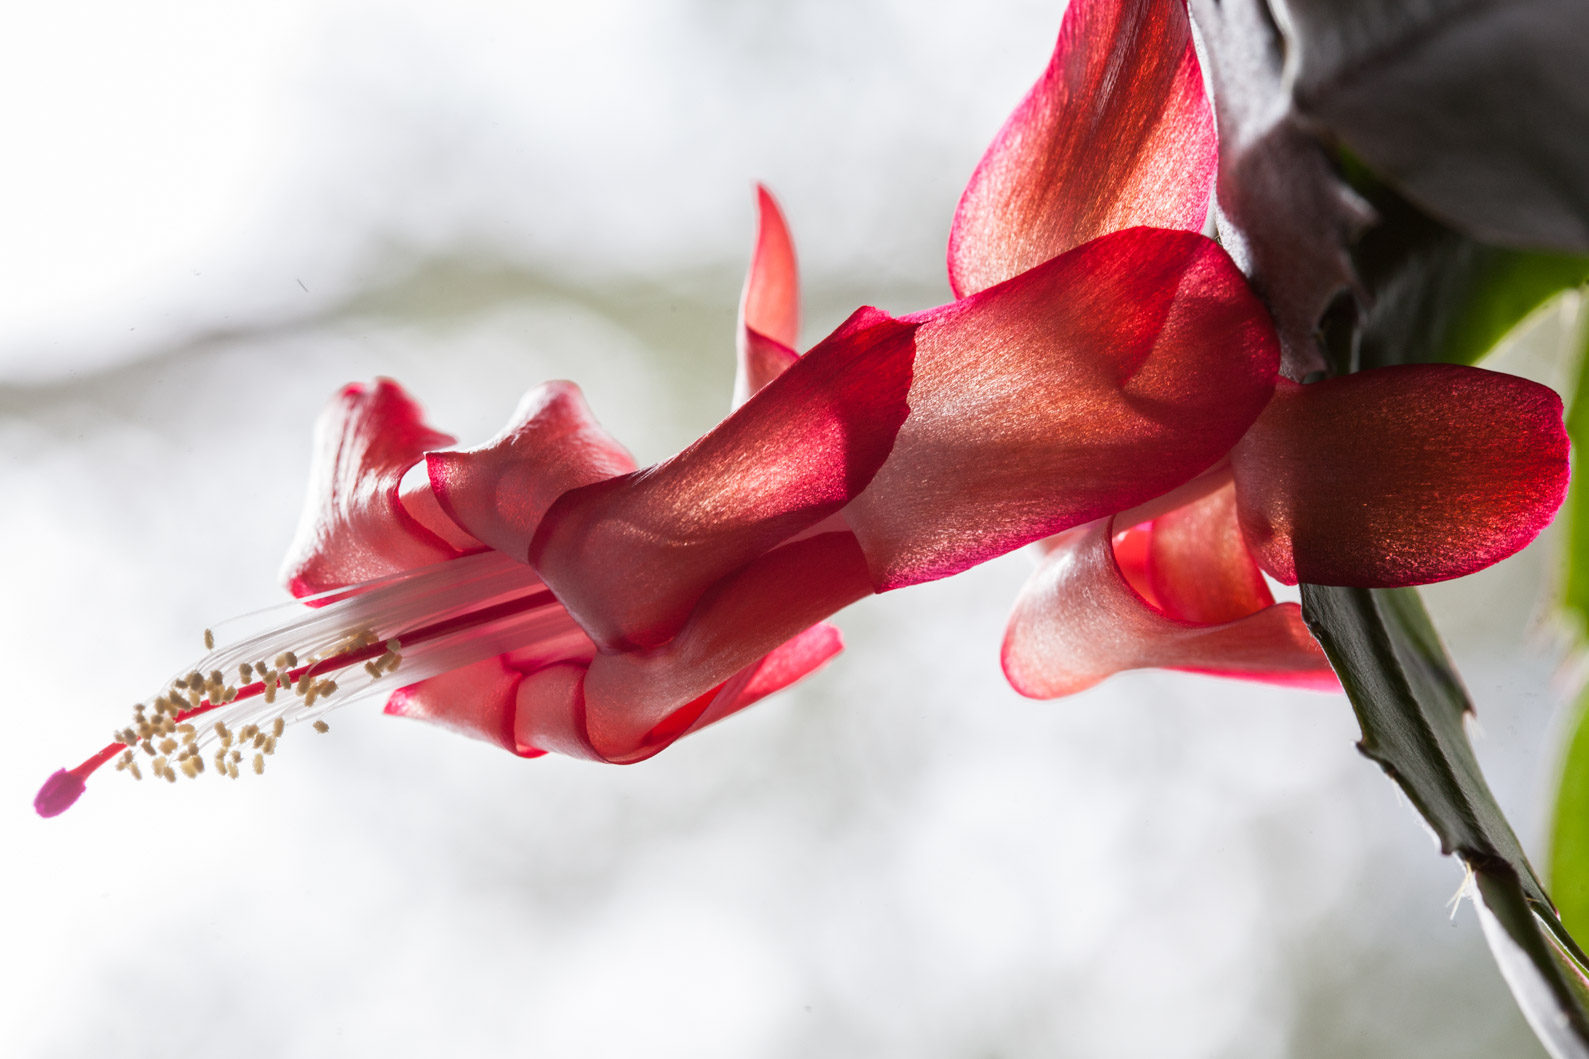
[[35, 586, 558, 817]]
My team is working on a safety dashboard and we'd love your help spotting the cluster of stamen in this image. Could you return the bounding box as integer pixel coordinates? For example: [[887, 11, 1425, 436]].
[[106, 627, 403, 786], [37, 551, 562, 818]]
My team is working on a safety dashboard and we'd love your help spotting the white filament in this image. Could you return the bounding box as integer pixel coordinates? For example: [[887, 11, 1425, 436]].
[[153, 551, 572, 758]]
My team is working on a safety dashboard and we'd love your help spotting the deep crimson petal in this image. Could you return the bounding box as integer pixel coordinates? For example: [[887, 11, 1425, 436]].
[[846, 227, 1279, 592], [1148, 478, 1274, 623], [281, 379, 461, 600], [426, 381, 637, 561], [735, 185, 802, 405], [532, 311, 914, 651], [947, 0, 1215, 298], [1001, 518, 1338, 698], [384, 657, 541, 756], [1230, 367, 1572, 587]]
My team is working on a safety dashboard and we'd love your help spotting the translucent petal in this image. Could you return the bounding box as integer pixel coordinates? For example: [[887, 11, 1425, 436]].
[[1231, 367, 1571, 586], [948, 0, 1215, 297]]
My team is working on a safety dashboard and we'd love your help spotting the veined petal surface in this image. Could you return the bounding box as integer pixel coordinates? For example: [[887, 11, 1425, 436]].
[[532, 309, 915, 651], [847, 227, 1279, 591], [1231, 366, 1571, 586], [948, 0, 1215, 297]]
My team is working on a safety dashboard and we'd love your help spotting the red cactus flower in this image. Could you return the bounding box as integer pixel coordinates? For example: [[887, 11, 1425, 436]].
[[36, 175, 1284, 814], [968, 0, 1571, 698]]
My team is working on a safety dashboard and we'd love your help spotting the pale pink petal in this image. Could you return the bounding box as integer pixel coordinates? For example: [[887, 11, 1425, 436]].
[[385, 656, 540, 756], [948, 0, 1216, 297], [1231, 367, 1571, 586], [512, 662, 596, 761], [398, 470, 484, 552], [281, 379, 461, 600], [846, 227, 1279, 591], [532, 309, 914, 652], [1001, 518, 1337, 697], [427, 381, 637, 561]]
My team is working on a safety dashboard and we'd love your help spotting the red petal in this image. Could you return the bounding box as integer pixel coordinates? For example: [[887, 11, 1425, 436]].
[[736, 331, 801, 410], [518, 532, 869, 763], [626, 620, 845, 757], [1148, 478, 1274, 623], [1001, 517, 1338, 697], [426, 381, 637, 562], [399, 468, 484, 552], [385, 657, 541, 757], [735, 185, 802, 405], [583, 530, 869, 751], [948, 0, 1215, 298], [281, 379, 460, 600], [511, 662, 595, 761], [386, 610, 594, 756], [1231, 367, 1572, 586], [846, 227, 1278, 591], [512, 626, 845, 766], [698, 621, 843, 725], [532, 310, 914, 651]]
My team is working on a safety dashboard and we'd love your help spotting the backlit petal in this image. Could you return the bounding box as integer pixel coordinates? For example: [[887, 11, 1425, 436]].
[[736, 331, 801, 410], [1231, 367, 1572, 586], [847, 227, 1279, 591], [385, 657, 537, 756], [532, 310, 914, 651], [426, 381, 637, 561], [513, 622, 848, 767], [1148, 478, 1274, 623], [948, 0, 1215, 297], [522, 532, 867, 763], [280, 379, 460, 600], [735, 185, 802, 405], [1002, 517, 1337, 697]]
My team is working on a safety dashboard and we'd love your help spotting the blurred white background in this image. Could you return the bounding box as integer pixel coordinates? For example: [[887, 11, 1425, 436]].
[[0, 1, 1573, 1055]]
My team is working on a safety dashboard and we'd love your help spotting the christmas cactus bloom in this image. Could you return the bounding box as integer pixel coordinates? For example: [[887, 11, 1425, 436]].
[[955, 0, 1572, 697], [36, 187, 1283, 815]]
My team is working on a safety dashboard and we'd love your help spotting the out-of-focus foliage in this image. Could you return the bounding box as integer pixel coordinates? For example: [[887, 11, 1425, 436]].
[[1344, 171, 1589, 370], [1553, 685, 1589, 940], [1563, 323, 1589, 634], [1551, 308, 1589, 949]]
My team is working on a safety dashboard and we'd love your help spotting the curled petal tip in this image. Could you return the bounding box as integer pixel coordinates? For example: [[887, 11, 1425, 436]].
[[34, 768, 86, 818]]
